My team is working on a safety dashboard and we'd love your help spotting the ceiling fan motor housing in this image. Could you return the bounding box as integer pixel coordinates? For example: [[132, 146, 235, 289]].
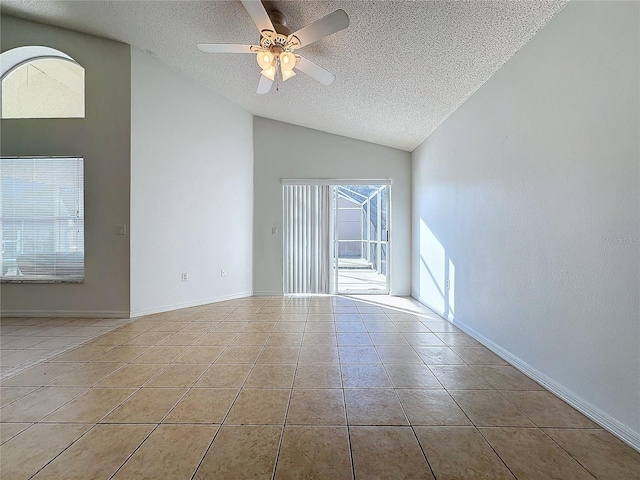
[[259, 11, 299, 58], [268, 10, 291, 36]]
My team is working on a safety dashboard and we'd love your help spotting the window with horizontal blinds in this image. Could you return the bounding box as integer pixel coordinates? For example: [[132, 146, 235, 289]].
[[1, 157, 84, 282]]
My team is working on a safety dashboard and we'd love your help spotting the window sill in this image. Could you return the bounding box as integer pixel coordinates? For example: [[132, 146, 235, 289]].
[[1, 277, 84, 284]]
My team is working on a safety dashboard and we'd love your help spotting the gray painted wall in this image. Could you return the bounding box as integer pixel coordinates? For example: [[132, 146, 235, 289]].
[[412, 1, 639, 445], [1, 16, 131, 316], [253, 117, 411, 296]]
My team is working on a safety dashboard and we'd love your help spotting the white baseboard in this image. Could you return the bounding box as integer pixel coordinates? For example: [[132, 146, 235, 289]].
[[412, 293, 640, 453], [411, 291, 455, 320], [130, 291, 253, 317], [252, 290, 284, 296], [0, 310, 130, 318], [390, 289, 412, 296]]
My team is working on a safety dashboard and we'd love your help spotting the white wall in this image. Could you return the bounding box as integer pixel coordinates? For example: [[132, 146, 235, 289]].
[[1, 16, 131, 317], [254, 117, 411, 296], [130, 48, 253, 316], [412, 1, 639, 448]]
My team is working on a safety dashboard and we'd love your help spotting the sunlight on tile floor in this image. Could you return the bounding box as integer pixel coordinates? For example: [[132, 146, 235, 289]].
[[1, 295, 639, 479], [0, 317, 132, 379]]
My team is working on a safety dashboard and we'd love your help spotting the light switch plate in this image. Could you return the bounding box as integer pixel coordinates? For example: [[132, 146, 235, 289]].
[[115, 224, 127, 235]]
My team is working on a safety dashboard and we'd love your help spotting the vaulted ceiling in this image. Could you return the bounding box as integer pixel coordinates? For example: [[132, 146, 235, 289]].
[[1, 1, 566, 151]]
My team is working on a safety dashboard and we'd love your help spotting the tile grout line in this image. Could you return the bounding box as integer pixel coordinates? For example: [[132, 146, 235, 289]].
[[409, 426, 439, 480], [337, 300, 358, 480], [127, 296, 260, 480], [0, 424, 35, 447], [372, 311, 438, 478], [0, 317, 141, 380], [3, 326, 151, 384], [106, 423, 163, 480], [105, 342, 217, 480], [369, 301, 516, 480], [107, 360, 208, 476], [371, 306, 474, 479], [535, 428, 600, 479], [24, 422, 99, 480], [184, 298, 264, 480], [25, 338, 197, 478], [269, 377, 300, 472], [3, 335, 163, 427], [190, 297, 285, 480], [439, 382, 526, 479], [474, 426, 530, 480], [269, 298, 307, 480], [20, 303, 246, 480]]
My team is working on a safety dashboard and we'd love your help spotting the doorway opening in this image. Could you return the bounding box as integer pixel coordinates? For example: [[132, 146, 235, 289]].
[[282, 182, 390, 295], [333, 185, 389, 294]]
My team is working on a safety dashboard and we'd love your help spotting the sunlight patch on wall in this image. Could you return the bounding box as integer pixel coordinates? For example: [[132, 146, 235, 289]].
[[419, 218, 455, 319]]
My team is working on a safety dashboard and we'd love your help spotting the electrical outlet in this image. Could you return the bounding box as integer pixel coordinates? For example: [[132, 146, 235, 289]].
[[181, 273, 188, 282], [220, 269, 227, 277], [445, 279, 450, 290]]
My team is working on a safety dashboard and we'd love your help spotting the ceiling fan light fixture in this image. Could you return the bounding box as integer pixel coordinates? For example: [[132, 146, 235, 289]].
[[261, 66, 276, 81], [256, 51, 274, 69], [281, 68, 296, 81], [280, 51, 296, 71]]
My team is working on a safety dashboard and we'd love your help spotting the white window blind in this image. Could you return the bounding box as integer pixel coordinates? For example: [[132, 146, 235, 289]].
[[1, 157, 84, 282], [283, 184, 331, 294]]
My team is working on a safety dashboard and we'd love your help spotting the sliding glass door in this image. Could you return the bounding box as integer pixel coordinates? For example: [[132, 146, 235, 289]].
[[282, 181, 390, 295], [333, 185, 389, 294]]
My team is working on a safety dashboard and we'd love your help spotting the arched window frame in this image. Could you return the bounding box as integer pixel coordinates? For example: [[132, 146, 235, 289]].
[[0, 46, 80, 79], [1, 45, 85, 119]]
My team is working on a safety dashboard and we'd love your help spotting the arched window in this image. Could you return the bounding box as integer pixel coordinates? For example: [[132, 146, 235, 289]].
[[1, 46, 85, 119]]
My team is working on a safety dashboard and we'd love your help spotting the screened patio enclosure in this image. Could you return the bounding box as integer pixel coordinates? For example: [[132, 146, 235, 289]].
[[335, 185, 389, 294]]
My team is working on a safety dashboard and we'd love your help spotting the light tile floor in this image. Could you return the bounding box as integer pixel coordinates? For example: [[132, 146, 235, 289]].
[[1, 295, 639, 480], [0, 316, 132, 379]]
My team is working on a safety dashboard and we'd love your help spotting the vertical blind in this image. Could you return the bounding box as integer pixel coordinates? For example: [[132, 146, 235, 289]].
[[283, 184, 331, 294], [0, 157, 84, 281]]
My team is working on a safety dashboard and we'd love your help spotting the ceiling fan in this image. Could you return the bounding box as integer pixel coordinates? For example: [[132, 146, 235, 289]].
[[197, 0, 349, 94]]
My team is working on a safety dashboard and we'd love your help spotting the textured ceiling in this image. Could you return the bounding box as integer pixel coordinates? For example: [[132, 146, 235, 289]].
[[1, 1, 566, 151]]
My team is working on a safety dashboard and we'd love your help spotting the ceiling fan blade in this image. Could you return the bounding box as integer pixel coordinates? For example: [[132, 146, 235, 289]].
[[241, 0, 275, 34], [197, 44, 254, 54], [290, 9, 349, 47], [295, 56, 335, 85], [257, 74, 273, 94]]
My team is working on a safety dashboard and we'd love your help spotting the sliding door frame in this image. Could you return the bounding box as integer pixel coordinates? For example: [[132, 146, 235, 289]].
[[282, 179, 392, 295]]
